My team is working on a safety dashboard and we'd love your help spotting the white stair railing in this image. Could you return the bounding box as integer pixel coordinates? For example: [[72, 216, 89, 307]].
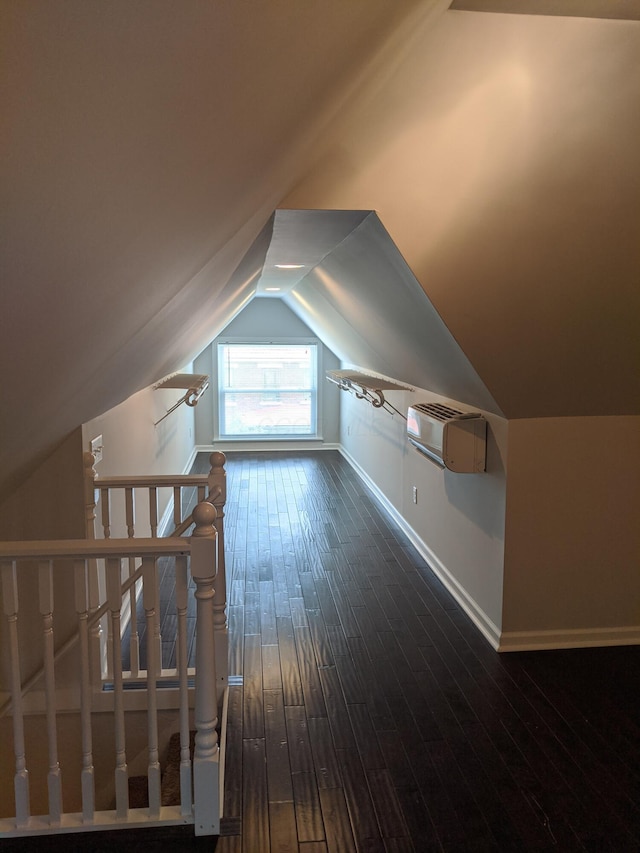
[[82, 452, 228, 689], [0, 503, 223, 838]]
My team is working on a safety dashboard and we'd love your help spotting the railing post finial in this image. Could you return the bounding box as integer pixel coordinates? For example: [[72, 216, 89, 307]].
[[208, 451, 227, 471], [191, 501, 217, 539], [208, 452, 227, 504]]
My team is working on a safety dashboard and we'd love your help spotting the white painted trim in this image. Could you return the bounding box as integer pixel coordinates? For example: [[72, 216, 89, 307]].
[[196, 442, 340, 453], [0, 805, 193, 837], [218, 685, 230, 818], [183, 445, 199, 476], [339, 447, 502, 651], [498, 626, 640, 652], [1, 676, 195, 716]]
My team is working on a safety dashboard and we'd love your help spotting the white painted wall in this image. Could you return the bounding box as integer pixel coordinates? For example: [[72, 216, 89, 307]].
[[82, 374, 199, 538], [502, 415, 640, 648], [1, 379, 198, 697], [194, 297, 341, 448], [339, 379, 507, 645], [0, 430, 86, 694]]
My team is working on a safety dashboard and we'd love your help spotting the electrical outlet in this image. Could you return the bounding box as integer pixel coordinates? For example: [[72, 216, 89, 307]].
[[412, 486, 418, 504], [90, 434, 103, 464]]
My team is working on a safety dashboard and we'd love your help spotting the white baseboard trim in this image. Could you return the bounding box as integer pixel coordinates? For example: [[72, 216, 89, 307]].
[[498, 625, 640, 652], [339, 447, 502, 651], [340, 446, 640, 654], [154, 447, 203, 537], [184, 445, 199, 475]]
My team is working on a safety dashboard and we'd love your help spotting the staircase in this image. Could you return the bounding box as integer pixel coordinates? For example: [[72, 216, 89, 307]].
[[0, 454, 229, 842]]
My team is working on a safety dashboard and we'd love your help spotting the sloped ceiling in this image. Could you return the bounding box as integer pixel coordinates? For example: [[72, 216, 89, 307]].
[[1, 1, 639, 502], [0, 0, 432, 501]]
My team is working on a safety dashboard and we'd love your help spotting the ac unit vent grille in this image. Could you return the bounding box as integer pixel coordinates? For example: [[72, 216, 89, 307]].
[[412, 402, 465, 422]]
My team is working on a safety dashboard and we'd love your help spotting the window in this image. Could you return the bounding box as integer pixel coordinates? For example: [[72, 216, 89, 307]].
[[217, 342, 319, 438]]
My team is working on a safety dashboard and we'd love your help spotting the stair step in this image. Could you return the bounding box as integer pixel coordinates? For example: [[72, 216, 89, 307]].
[[127, 731, 196, 809], [161, 730, 196, 806]]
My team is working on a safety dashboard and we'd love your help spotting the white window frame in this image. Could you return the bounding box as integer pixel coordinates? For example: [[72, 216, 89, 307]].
[[215, 338, 322, 441]]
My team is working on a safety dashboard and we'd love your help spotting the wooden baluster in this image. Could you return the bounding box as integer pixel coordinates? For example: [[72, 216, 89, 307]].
[[175, 555, 192, 815], [173, 486, 182, 530], [142, 556, 161, 817], [190, 502, 220, 836], [1, 560, 30, 827], [149, 487, 158, 538], [107, 557, 128, 818], [39, 560, 63, 824], [100, 489, 115, 678], [125, 488, 135, 538], [83, 452, 103, 686], [100, 488, 111, 538], [197, 484, 206, 504], [74, 558, 95, 823], [127, 555, 140, 678], [150, 566, 163, 678], [125, 486, 140, 677], [209, 452, 228, 693]]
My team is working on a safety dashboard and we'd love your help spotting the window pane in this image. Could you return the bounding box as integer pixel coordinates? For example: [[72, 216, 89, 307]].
[[222, 391, 312, 435], [218, 343, 317, 437], [221, 344, 314, 391]]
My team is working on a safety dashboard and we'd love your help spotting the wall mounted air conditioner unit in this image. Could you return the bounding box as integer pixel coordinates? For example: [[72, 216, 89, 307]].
[[407, 402, 487, 473]]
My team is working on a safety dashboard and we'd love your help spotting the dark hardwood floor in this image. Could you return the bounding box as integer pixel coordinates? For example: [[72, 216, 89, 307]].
[[207, 450, 640, 853]]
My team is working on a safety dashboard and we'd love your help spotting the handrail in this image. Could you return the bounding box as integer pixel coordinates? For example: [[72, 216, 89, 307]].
[[93, 474, 210, 488], [0, 538, 191, 561]]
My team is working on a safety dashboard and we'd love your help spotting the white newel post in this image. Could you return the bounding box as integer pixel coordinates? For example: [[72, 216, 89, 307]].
[[208, 452, 228, 695], [190, 502, 220, 836]]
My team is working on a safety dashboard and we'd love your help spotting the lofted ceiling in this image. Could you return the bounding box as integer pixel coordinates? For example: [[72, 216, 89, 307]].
[[1, 0, 639, 503]]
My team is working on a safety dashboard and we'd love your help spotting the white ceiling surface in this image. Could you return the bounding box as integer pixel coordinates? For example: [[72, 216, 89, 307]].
[[258, 210, 371, 295], [2, 0, 639, 501]]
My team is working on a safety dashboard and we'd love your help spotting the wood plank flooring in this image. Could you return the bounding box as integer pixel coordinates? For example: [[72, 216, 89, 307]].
[[206, 450, 640, 853]]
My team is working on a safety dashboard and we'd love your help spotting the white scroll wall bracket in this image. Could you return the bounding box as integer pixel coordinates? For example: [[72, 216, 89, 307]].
[[153, 373, 210, 426], [326, 370, 413, 420]]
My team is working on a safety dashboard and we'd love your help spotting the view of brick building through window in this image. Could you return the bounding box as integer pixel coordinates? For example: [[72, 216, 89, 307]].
[[218, 343, 317, 437]]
